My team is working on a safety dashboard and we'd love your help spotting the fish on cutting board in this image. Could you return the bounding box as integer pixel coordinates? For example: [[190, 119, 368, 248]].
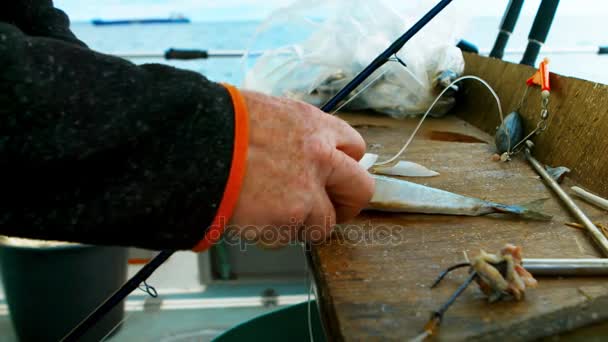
[[367, 174, 551, 220]]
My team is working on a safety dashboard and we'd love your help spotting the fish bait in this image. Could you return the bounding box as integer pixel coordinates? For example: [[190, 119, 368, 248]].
[[473, 244, 538, 302], [373, 160, 439, 177]]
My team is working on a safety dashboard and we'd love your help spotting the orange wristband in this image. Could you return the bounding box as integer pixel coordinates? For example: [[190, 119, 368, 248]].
[[192, 84, 249, 252]]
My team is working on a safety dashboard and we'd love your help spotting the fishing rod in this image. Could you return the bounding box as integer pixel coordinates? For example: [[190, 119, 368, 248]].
[[520, 0, 560, 66], [61, 0, 454, 340], [61, 250, 174, 341], [490, 0, 525, 59], [320, 0, 454, 111]]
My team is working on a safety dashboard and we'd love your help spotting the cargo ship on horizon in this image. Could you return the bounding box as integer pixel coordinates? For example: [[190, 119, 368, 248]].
[[92, 14, 190, 26]]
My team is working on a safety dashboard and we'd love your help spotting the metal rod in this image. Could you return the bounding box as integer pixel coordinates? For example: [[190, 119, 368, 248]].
[[523, 258, 608, 276], [114, 52, 169, 58], [61, 250, 175, 342], [524, 144, 608, 257], [112, 45, 608, 60], [320, 0, 454, 112], [572, 186, 608, 212], [490, 0, 525, 59], [520, 0, 560, 66], [113, 49, 264, 59]]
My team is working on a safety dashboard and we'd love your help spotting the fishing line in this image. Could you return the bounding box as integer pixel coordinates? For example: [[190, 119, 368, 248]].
[[329, 68, 390, 115], [99, 312, 134, 342], [303, 243, 315, 342], [307, 278, 315, 342], [515, 86, 531, 112], [375, 75, 504, 166], [509, 120, 544, 153], [99, 279, 160, 341], [329, 57, 416, 116]]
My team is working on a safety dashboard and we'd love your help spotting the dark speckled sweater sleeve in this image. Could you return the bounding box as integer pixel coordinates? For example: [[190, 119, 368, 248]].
[[0, 2, 236, 250]]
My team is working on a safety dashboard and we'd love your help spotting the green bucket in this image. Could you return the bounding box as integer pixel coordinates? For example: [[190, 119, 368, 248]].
[[0, 239, 127, 341], [214, 301, 326, 342]]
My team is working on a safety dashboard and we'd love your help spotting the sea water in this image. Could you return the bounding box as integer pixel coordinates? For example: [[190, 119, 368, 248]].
[[69, 16, 608, 86]]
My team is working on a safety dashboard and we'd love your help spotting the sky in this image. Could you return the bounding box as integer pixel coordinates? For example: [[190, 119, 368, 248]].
[[54, 0, 608, 22]]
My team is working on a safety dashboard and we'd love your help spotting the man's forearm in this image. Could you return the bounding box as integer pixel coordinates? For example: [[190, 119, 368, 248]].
[[0, 23, 237, 249]]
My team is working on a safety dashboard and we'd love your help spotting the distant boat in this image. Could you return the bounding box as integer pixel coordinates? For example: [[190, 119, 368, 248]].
[[92, 14, 190, 26]]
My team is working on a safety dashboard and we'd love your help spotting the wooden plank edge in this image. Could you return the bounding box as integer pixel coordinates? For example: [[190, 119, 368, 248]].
[[465, 285, 608, 341], [309, 246, 346, 341]]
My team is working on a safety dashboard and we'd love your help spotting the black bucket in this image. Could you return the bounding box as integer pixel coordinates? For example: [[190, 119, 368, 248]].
[[0, 240, 128, 341]]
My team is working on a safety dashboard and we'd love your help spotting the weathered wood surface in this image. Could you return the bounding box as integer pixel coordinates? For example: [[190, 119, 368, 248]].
[[311, 112, 608, 341], [458, 53, 608, 198]]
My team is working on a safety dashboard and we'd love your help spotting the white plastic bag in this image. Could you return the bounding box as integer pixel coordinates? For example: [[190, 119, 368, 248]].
[[243, 0, 469, 118]]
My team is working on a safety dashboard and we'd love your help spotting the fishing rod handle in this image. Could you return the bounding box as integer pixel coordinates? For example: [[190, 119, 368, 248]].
[[520, 0, 560, 66], [165, 48, 209, 60], [490, 0, 525, 59]]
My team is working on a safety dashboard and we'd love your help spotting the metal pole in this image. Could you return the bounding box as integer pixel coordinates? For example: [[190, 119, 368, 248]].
[[111, 46, 608, 59], [490, 0, 525, 59], [524, 258, 608, 276], [571, 186, 608, 211], [524, 143, 608, 257], [113, 49, 264, 59], [520, 0, 560, 66]]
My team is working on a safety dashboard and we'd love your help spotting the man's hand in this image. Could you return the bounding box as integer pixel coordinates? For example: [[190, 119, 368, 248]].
[[228, 90, 375, 248]]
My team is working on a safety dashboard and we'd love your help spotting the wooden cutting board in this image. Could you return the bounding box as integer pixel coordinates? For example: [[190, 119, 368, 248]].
[[310, 112, 608, 341]]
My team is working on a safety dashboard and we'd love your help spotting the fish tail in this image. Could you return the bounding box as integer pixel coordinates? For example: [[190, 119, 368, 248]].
[[492, 199, 552, 221]]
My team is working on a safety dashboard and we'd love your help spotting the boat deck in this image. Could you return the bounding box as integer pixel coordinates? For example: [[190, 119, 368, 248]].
[[311, 111, 608, 340]]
